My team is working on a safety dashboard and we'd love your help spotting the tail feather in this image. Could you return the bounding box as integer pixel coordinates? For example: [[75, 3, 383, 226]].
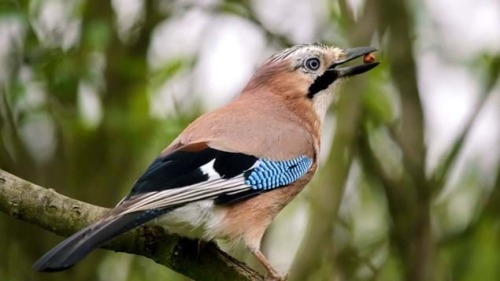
[[33, 209, 166, 272]]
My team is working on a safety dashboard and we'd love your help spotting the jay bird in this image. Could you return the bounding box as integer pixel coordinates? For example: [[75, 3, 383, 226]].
[[33, 43, 379, 280]]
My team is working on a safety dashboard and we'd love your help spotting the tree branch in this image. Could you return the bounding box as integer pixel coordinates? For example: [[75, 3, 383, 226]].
[[377, 0, 434, 280], [0, 169, 262, 281], [431, 54, 500, 190]]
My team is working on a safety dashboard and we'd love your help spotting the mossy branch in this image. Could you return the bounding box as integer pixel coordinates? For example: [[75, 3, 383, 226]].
[[0, 169, 262, 281]]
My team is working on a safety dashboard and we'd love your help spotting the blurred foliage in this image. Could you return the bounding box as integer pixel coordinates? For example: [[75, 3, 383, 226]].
[[1, 0, 499, 281]]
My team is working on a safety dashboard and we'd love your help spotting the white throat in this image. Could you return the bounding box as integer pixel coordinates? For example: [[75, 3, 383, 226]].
[[311, 83, 340, 121]]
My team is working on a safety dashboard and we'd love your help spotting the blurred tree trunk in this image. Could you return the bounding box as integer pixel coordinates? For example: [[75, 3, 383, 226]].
[[375, 0, 435, 280]]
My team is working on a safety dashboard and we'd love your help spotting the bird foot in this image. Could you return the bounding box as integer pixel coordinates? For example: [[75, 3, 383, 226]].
[[251, 249, 288, 281], [264, 272, 288, 281]]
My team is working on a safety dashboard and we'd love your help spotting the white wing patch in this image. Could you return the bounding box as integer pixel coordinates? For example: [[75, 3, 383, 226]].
[[200, 159, 218, 179]]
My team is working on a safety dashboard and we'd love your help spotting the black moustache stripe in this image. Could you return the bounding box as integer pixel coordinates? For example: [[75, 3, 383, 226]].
[[307, 71, 338, 98]]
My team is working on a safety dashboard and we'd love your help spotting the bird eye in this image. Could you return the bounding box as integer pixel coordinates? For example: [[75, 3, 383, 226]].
[[304, 58, 320, 71]]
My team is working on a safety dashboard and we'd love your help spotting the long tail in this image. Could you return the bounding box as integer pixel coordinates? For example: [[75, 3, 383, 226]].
[[33, 210, 166, 272]]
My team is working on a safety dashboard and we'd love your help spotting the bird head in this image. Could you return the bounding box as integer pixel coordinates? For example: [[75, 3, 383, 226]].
[[242, 43, 379, 119]]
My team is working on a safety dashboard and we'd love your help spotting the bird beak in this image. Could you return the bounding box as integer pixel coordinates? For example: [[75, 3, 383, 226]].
[[328, 47, 379, 77]]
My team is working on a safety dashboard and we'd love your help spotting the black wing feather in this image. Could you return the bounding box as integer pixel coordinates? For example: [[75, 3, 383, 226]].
[[213, 152, 256, 178], [129, 149, 219, 195], [213, 190, 262, 205]]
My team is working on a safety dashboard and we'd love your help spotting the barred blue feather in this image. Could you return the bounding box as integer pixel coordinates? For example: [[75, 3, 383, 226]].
[[245, 156, 312, 190]]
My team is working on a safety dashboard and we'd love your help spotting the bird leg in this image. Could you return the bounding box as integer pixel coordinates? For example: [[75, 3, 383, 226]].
[[251, 249, 287, 281]]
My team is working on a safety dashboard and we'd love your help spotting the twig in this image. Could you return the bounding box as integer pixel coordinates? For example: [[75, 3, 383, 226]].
[[431, 56, 500, 190]]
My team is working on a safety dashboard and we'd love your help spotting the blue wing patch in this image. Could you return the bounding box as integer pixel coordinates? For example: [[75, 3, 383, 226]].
[[244, 156, 312, 190]]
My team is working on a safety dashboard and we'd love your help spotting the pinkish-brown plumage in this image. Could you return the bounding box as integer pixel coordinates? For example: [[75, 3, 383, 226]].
[[33, 43, 379, 280]]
